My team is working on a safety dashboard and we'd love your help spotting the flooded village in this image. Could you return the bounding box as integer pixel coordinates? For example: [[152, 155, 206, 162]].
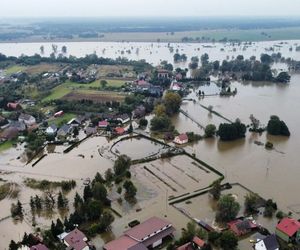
[[0, 39, 300, 250]]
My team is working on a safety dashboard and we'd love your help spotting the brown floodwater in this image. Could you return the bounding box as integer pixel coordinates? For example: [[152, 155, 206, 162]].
[[1, 41, 300, 249], [173, 74, 300, 215]]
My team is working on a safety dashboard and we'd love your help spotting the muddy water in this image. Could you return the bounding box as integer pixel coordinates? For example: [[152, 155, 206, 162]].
[[175, 74, 300, 214], [0, 40, 300, 67]]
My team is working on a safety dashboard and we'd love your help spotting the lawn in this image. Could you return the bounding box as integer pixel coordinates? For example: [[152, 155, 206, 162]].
[[42, 84, 72, 102], [48, 113, 76, 126], [64, 79, 125, 89], [5, 65, 26, 75], [0, 141, 13, 153], [42, 79, 125, 102]]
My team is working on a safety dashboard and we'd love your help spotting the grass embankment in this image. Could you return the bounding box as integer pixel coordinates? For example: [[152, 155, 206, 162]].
[[0, 141, 13, 153], [0, 183, 20, 201]]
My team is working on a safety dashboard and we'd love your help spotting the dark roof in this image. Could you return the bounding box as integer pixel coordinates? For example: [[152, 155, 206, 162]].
[[9, 121, 26, 131], [263, 234, 279, 250], [142, 226, 175, 247]]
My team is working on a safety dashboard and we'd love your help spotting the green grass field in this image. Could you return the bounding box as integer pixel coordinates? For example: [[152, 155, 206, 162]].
[[0, 141, 13, 153], [48, 113, 76, 126], [42, 79, 125, 102], [5, 65, 26, 75], [42, 84, 72, 102], [65, 79, 125, 89]]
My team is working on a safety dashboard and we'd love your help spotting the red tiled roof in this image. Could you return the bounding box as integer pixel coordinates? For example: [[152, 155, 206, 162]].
[[178, 133, 188, 141], [124, 216, 172, 241], [276, 218, 300, 237], [192, 236, 205, 247], [64, 228, 88, 250], [115, 127, 125, 135]]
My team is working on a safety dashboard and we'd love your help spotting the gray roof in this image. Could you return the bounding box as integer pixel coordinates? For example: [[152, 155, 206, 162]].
[[19, 113, 35, 121], [263, 234, 279, 250]]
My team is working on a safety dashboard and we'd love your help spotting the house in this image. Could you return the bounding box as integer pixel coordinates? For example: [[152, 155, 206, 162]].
[[46, 124, 58, 135], [254, 234, 279, 250], [177, 236, 206, 250], [9, 121, 26, 132], [54, 110, 64, 117], [0, 127, 19, 141], [133, 105, 146, 119], [170, 81, 183, 92], [57, 124, 73, 138], [68, 116, 85, 126], [157, 69, 170, 79], [85, 127, 97, 136], [116, 114, 130, 124], [115, 127, 125, 135], [173, 134, 188, 145], [103, 217, 175, 250], [60, 228, 90, 250], [275, 217, 300, 243], [227, 218, 258, 236], [7, 102, 22, 110], [98, 120, 109, 129], [30, 243, 49, 250], [19, 113, 36, 126]]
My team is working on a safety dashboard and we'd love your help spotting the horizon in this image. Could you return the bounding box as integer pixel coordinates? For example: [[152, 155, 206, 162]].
[[1, 0, 300, 18]]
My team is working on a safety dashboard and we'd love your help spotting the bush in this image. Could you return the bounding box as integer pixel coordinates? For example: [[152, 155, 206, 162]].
[[267, 116, 290, 136]]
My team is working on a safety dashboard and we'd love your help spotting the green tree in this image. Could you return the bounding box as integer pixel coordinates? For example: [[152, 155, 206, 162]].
[[154, 104, 167, 117], [104, 168, 114, 182], [113, 155, 131, 176], [92, 182, 107, 201], [87, 200, 103, 221], [244, 193, 260, 214], [57, 191, 68, 209], [205, 124, 217, 137], [219, 231, 238, 250], [150, 115, 173, 132], [163, 92, 182, 115], [216, 194, 240, 222], [209, 180, 222, 200], [123, 180, 137, 198], [139, 118, 148, 127], [275, 72, 291, 83], [267, 115, 290, 136], [83, 185, 93, 202], [100, 80, 108, 88], [11, 200, 23, 218], [73, 192, 83, 209], [177, 222, 207, 246], [9, 240, 19, 250], [217, 121, 246, 141]]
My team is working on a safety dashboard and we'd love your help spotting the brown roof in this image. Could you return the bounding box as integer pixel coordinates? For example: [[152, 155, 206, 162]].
[[124, 216, 172, 241], [103, 235, 146, 250], [0, 127, 18, 140], [30, 244, 49, 250], [178, 133, 188, 141], [64, 228, 88, 250]]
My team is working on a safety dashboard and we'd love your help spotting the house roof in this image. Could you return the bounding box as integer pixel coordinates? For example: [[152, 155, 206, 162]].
[[192, 236, 205, 247], [0, 127, 19, 140], [63, 228, 88, 250], [99, 120, 109, 127], [10, 121, 26, 131], [276, 217, 300, 237], [263, 234, 279, 250], [115, 127, 125, 135], [7, 102, 21, 109], [19, 113, 35, 121], [103, 235, 146, 250], [124, 216, 172, 241], [58, 124, 72, 135], [228, 219, 257, 236], [30, 243, 49, 250], [176, 242, 193, 250], [177, 133, 188, 141], [49, 124, 57, 131]]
